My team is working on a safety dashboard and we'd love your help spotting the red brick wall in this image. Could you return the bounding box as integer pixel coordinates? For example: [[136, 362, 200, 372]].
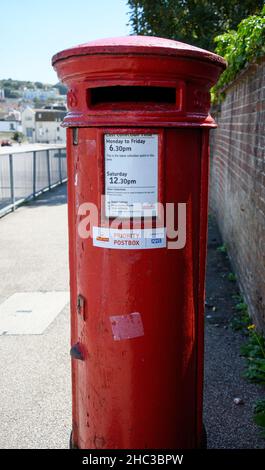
[[210, 58, 265, 331]]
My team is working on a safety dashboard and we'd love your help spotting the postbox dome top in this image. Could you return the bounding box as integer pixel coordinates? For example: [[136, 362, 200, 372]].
[[52, 35, 226, 68]]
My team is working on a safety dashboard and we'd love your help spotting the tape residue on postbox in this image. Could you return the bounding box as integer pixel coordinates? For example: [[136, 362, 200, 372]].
[[93, 226, 166, 249], [110, 312, 144, 341]]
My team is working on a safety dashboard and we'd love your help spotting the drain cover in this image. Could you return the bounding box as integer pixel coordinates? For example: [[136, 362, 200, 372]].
[[0, 292, 69, 335]]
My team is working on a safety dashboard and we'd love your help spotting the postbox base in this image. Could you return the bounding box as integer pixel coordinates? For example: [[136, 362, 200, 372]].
[[69, 427, 208, 449], [201, 424, 207, 449], [69, 431, 78, 449]]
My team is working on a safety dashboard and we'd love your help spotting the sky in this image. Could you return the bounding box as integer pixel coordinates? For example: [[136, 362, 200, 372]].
[[0, 0, 130, 84]]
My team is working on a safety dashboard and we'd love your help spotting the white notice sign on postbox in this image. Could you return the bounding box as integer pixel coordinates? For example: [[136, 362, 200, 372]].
[[104, 134, 158, 218]]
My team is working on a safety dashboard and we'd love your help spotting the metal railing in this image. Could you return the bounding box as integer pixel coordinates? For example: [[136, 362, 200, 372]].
[[0, 144, 67, 217]]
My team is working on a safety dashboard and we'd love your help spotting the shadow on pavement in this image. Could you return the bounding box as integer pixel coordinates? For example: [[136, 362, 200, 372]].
[[24, 183, 67, 208]]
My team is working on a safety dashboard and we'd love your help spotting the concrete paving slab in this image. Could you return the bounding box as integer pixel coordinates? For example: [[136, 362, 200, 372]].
[[0, 291, 69, 335]]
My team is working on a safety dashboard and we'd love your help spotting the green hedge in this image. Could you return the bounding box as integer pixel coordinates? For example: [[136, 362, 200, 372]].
[[212, 5, 265, 103]]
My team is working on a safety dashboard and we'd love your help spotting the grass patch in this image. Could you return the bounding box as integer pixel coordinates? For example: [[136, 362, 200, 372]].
[[241, 328, 265, 385], [227, 272, 237, 282], [254, 400, 265, 438], [230, 311, 251, 331], [217, 244, 227, 254]]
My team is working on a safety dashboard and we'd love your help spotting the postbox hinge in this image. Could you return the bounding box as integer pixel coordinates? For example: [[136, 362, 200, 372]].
[[77, 294, 86, 320], [70, 342, 84, 361], [73, 127, 78, 146]]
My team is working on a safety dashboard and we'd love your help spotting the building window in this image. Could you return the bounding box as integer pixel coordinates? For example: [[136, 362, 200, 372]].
[[26, 128, 33, 137]]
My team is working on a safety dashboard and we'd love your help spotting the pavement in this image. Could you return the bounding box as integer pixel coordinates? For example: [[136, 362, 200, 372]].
[[0, 184, 71, 449], [0, 184, 264, 448], [204, 216, 265, 449]]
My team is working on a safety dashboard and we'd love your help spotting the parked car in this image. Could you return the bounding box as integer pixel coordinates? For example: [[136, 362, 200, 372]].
[[1, 140, 12, 147]]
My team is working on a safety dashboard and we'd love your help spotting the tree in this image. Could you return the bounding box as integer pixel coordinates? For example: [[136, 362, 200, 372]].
[[127, 0, 265, 50], [54, 82, 68, 95], [13, 132, 24, 143], [212, 6, 265, 101], [35, 81, 44, 89]]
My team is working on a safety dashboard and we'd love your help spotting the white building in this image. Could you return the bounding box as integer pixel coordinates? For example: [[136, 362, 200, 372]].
[[22, 88, 60, 101], [21, 108, 36, 141], [0, 120, 22, 132], [0, 111, 22, 133], [21, 107, 66, 143]]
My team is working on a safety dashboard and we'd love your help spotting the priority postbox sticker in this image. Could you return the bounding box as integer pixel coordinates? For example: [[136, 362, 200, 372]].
[[104, 134, 158, 218], [93, 227, 166, 250]]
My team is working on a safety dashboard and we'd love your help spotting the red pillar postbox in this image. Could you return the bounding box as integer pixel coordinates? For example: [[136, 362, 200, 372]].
[[52, 36, 225, 449]]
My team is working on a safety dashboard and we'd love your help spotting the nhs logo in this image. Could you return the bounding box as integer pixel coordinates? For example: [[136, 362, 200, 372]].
[[151, 238, 162, 244]]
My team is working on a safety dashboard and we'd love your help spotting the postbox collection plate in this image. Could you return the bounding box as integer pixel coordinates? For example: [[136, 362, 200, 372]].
[[104, 133, 158, 218]]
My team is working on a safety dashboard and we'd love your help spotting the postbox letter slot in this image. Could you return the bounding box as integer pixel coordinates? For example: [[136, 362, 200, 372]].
[[89, 86, 176, 106]]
